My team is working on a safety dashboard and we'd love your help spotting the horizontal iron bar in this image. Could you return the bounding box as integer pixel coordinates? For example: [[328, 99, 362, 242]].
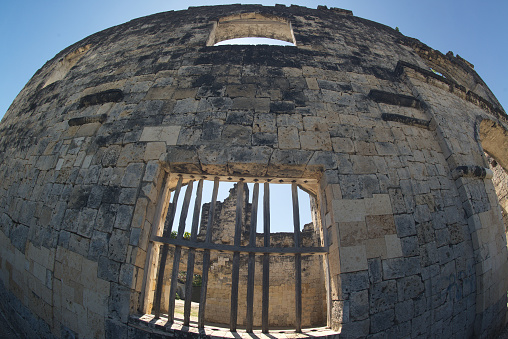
[[172, 173, 318, 185], [151, 235, 328, 255]]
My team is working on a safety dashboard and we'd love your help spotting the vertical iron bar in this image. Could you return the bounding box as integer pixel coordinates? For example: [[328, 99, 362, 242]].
[[153, 176, 183, 319], [198, 250, 210, 328], [168, 181, 194, 324], [294, 253, 302, 332], [177, 181, 194, 239], [198, 177, 220, 329], [291, 182, 302, 333], [246, 182, 259, 332], [291, 182, 301, 247], [184, 179, 203, 326], [262, 182, 270, 333], [230, 181, 244, 332], [168, 247, 181, 323]]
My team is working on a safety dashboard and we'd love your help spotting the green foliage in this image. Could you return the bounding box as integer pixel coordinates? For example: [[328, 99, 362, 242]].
[[178, 271, 186, 283], [192, 274, 202, 287], [170, 231, 191, 239], [177, 272, 202, 286], [395, 26, 400, 32], [175, 292, 181, 300]]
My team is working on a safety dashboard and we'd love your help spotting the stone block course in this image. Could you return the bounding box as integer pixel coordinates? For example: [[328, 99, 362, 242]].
[[299, 131, 332, 151], [340, 245, 368, 273], [277, 126, 300, 149]]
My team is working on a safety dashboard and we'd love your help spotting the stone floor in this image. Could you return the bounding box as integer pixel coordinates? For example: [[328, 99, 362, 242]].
[[132, 313, 339, 338], [132, 300, 339, 338]]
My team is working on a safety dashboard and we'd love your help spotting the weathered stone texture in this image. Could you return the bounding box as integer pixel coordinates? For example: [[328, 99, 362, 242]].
[[0, 3, 507, 339]]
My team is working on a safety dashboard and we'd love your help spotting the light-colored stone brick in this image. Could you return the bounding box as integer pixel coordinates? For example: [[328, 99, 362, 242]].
[[365, 214, 396, 238], [340, 245, 368, 272], [278, 126, 300, 149], [306, 77, 319, 90], [144, 86, 174, 100], [365, 194, 393, 216], [385, 234, 403, 258], [300, 131, 332, 151], [366, 237, 387, 259], [332, 199, 366, 223], [226, 84, 257, 97], [139, 126, 181, 145], [143, 142, 166, 161], [332, 137, 354, 154], [338, 221, 367, 247]]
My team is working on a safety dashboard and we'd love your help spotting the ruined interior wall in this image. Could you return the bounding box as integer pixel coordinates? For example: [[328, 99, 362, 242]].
[[157, 246, 326, 328], [198, 184, 252, 245], [205, 252, 326, 328]]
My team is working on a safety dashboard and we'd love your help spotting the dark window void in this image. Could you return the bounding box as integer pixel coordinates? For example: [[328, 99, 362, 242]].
[[43, 44, 91, 88], [207, 13, 296, 46]]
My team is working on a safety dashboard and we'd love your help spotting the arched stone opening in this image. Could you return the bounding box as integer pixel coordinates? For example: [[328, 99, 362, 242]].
[[479, 118, 508, 234], [479, 119, 508, 172], [207, 12, 296, 46], [138, 164, 332, 333]]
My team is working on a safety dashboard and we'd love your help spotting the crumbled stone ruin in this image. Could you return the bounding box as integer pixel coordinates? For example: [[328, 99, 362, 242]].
[[0, 4, 507, 338]]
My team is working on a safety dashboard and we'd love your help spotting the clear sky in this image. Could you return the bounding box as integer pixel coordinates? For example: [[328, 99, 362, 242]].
[[0, 1, 506, 232]]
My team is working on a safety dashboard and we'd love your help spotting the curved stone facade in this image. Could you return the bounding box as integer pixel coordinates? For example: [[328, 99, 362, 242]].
[[0, 4, 507, 338]]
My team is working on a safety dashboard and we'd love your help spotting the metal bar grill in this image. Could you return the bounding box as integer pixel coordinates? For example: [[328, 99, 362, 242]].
[[291, 182, 302, 333], [246, 182, 259, 332], [229, 181, 244, 331], [151, 237, 327, 254], [262, 182, 270, 333], [183, 179, 203, 326], [147, 175, 328, 333], [167, 180, 194, 324], [198, 177, 219, 329]]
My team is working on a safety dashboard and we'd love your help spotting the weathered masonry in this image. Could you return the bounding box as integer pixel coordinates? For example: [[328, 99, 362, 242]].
[[0, 4, 507, 338]]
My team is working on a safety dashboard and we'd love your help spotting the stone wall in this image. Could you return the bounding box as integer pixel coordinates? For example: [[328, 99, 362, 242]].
[[206, 251, 326, 328], [0, 4, 507, 338]]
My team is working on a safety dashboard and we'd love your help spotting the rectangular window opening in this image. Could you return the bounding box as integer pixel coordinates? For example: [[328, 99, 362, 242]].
[[207, 13, 297, 46], [141, 174, 331, 335]]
